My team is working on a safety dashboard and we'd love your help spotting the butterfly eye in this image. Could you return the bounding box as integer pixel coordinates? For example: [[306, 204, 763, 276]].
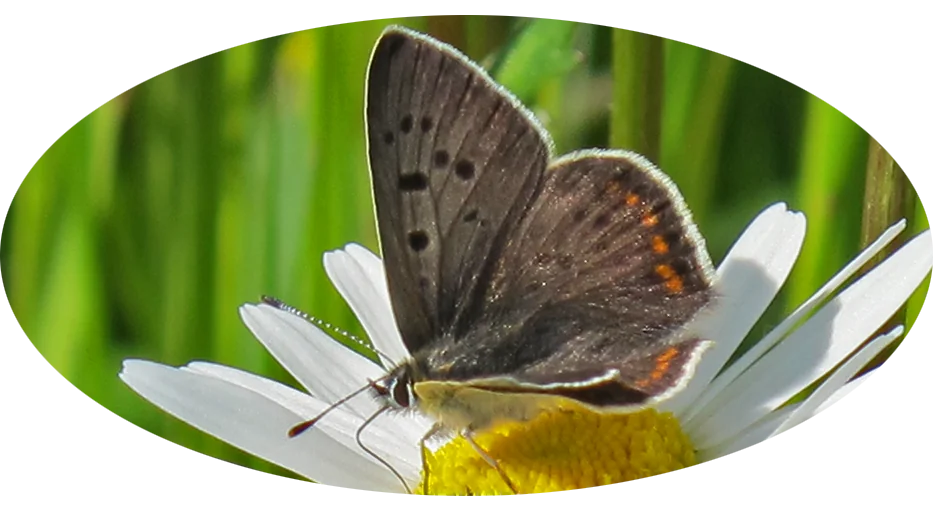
[[392, 377, 413, 408]]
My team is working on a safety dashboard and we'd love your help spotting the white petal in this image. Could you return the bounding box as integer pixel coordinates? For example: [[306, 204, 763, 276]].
[[323, 243, 409, 368], [235, 301, 432, 454], [664, 204, 806, 415], [687, 231, 931, 448], [185, 361, 334, 415], [119, 359, 410, 492], [683, 220, 906, 422], [773, 326, 903, 435], [238, 303, 384, 416], [814, 373, 869, 415], [185, 361, 431, 447], [697, 404, 798, 461], [696, 327, 900, 457]]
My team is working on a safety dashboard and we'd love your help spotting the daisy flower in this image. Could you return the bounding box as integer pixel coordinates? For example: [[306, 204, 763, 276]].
[[120, 203, 932, 494]]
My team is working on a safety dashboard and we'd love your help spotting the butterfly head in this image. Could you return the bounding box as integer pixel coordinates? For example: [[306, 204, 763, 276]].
[[371, 364, 417, 410]]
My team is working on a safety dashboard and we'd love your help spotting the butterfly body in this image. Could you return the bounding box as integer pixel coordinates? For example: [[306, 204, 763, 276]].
[[276, 26, 719, 492], [365, 27, 718, 442], [412, 381, 563, 432]]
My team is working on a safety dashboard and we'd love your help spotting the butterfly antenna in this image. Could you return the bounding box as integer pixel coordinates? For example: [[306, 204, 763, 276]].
[[261, 295, 398, 367], [288, 380, 377, 438], [356, 406, 411, 493]]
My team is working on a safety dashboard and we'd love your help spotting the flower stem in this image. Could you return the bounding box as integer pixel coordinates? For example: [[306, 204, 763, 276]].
[[859, 137, 915, 261], [853, 138, 922, 376]]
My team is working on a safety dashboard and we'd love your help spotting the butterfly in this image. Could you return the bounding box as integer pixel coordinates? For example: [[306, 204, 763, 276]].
[[284, 25, 717, 494]]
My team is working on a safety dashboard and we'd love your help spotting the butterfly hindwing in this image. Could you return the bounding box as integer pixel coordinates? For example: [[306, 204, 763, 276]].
[[460, 339, 712, 408], [491, 150, 715, 338], [418, 151, 717, 403], [367, 27, 551, 352]]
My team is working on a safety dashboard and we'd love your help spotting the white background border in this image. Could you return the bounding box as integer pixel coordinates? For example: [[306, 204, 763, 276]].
[[1, 1, 940, 510]]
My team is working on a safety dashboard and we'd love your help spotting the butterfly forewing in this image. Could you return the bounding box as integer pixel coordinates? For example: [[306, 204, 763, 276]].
[[367, 27, 551, 352]]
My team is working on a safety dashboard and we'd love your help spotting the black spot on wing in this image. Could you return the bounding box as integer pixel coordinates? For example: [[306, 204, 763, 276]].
[[398, 172, 428, 191], [434, 150, 449, 168], [400, 114, 414, 133], [462, 209, 479, 222], [455, 159, 475, 180], [408, 230, 430, 251]]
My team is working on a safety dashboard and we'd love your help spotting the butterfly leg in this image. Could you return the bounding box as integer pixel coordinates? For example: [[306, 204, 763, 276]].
[[419, 424, 442, 495], [462, 429, 518, 494]]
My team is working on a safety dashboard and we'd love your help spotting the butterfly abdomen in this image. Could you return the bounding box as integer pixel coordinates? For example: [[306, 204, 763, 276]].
[[413, 380, 561, 431]]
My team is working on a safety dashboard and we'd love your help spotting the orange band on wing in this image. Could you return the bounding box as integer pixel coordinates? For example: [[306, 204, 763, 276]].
[[634, 346, 681, 388], [652, 235, 669, 254], [655, 264, 684, 293]]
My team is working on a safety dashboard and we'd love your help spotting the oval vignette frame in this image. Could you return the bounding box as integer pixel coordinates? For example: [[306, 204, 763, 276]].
[[4, 11, 934, 494]]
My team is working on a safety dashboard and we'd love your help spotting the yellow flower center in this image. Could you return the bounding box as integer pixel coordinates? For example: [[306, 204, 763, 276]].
[[418, 407, 695, 495]]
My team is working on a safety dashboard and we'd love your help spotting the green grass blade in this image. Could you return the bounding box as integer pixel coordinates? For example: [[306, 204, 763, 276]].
[[659, 42, 735, 222], [610, 29, 662, 160], [493, 19, 577, 108], [786, 96, 868, 309]]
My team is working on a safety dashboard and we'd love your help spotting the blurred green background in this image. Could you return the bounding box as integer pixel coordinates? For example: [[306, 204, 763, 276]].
[[0, 16, 929, 479]]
